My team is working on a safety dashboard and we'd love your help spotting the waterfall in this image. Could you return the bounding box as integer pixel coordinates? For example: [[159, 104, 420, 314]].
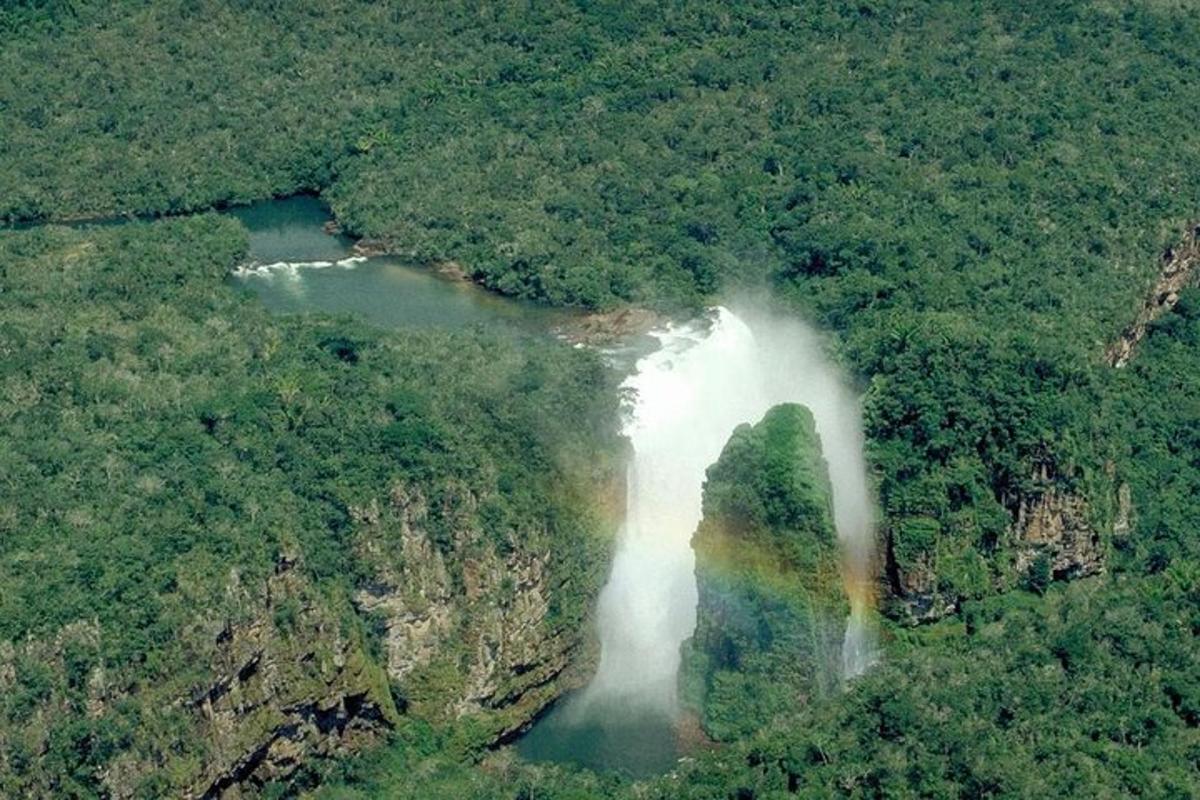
[[581, 309, 772, 713], [519, 305, 877, 773], [583, 305, 878, 714]]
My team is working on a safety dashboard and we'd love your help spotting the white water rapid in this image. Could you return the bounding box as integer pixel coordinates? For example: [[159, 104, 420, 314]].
[[581, 305, 878, 718]]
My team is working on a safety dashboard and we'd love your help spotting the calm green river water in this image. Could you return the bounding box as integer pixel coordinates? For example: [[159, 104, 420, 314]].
[[229, 196, 565, 334], [515, 695, 683, 777]]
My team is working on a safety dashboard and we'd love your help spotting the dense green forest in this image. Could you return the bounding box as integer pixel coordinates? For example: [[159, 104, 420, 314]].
[[0, 218, 624, 796], [1, 0, 1199, 797], [4, 0, 1199, 615]]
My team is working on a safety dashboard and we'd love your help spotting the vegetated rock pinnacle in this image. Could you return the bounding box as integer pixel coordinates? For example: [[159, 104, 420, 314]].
[[680, 403, 848, 741]]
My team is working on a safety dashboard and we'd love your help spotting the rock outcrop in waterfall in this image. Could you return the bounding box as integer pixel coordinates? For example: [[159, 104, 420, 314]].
[[680, 404, 847, 741]]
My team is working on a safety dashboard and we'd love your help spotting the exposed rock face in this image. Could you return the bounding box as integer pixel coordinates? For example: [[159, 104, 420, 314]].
[[555, 306, 662, 346], [351, 480, 617, 742], [886, 547, 958, 624], [1107, 221, 1200, 368], [0, 463, 620, 798], [433, 260, 471, 282], [0, 553, 396, 800], [886, 457, 1112, 625], [1012, 485, 1104, 580], [174, 553, 395, 800], [0, 492, 616, 798], [1, 466, 621, 800], [680, 404, 847, 741], [350, 238, 390, 258]]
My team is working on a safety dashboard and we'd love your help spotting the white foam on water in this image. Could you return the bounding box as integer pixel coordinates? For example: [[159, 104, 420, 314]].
[[231, 256, 364, 279]]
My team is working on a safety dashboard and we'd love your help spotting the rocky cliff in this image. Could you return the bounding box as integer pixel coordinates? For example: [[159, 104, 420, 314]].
[[0, 472, 622, 800], [0, 550, 397, 799], [349, 479, 621, 744], [1107, 221, 1200, 368], [886, 457, 1115, 625], [178, 552, 396, 800], [679, 404, 847, 741]]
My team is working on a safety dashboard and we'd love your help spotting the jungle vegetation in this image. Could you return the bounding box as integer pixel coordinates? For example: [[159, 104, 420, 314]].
[[0, 217, 624, 796], [1, 0, 1199, 797], [680, 404, 847, 742], [4, 0, 1200, 607]]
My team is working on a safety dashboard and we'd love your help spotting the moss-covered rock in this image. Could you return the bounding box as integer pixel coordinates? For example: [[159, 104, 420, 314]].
[[680, 404, 848, 741]]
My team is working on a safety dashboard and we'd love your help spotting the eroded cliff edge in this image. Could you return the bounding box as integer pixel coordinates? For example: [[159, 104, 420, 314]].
[[349, 479, 623, 744], [0, 445, 623, 800]]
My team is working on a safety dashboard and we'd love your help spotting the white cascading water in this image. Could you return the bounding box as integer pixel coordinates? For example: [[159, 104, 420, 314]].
[[580, 305, 877, 717], [581, 308, 773, 713]]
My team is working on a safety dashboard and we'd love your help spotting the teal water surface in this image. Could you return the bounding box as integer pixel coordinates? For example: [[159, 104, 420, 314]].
[[229, 196, 565, 334], [515, 692, 684, 778]]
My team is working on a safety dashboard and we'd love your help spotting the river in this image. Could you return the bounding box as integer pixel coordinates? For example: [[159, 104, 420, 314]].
[[229, 195, 567, 334]]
